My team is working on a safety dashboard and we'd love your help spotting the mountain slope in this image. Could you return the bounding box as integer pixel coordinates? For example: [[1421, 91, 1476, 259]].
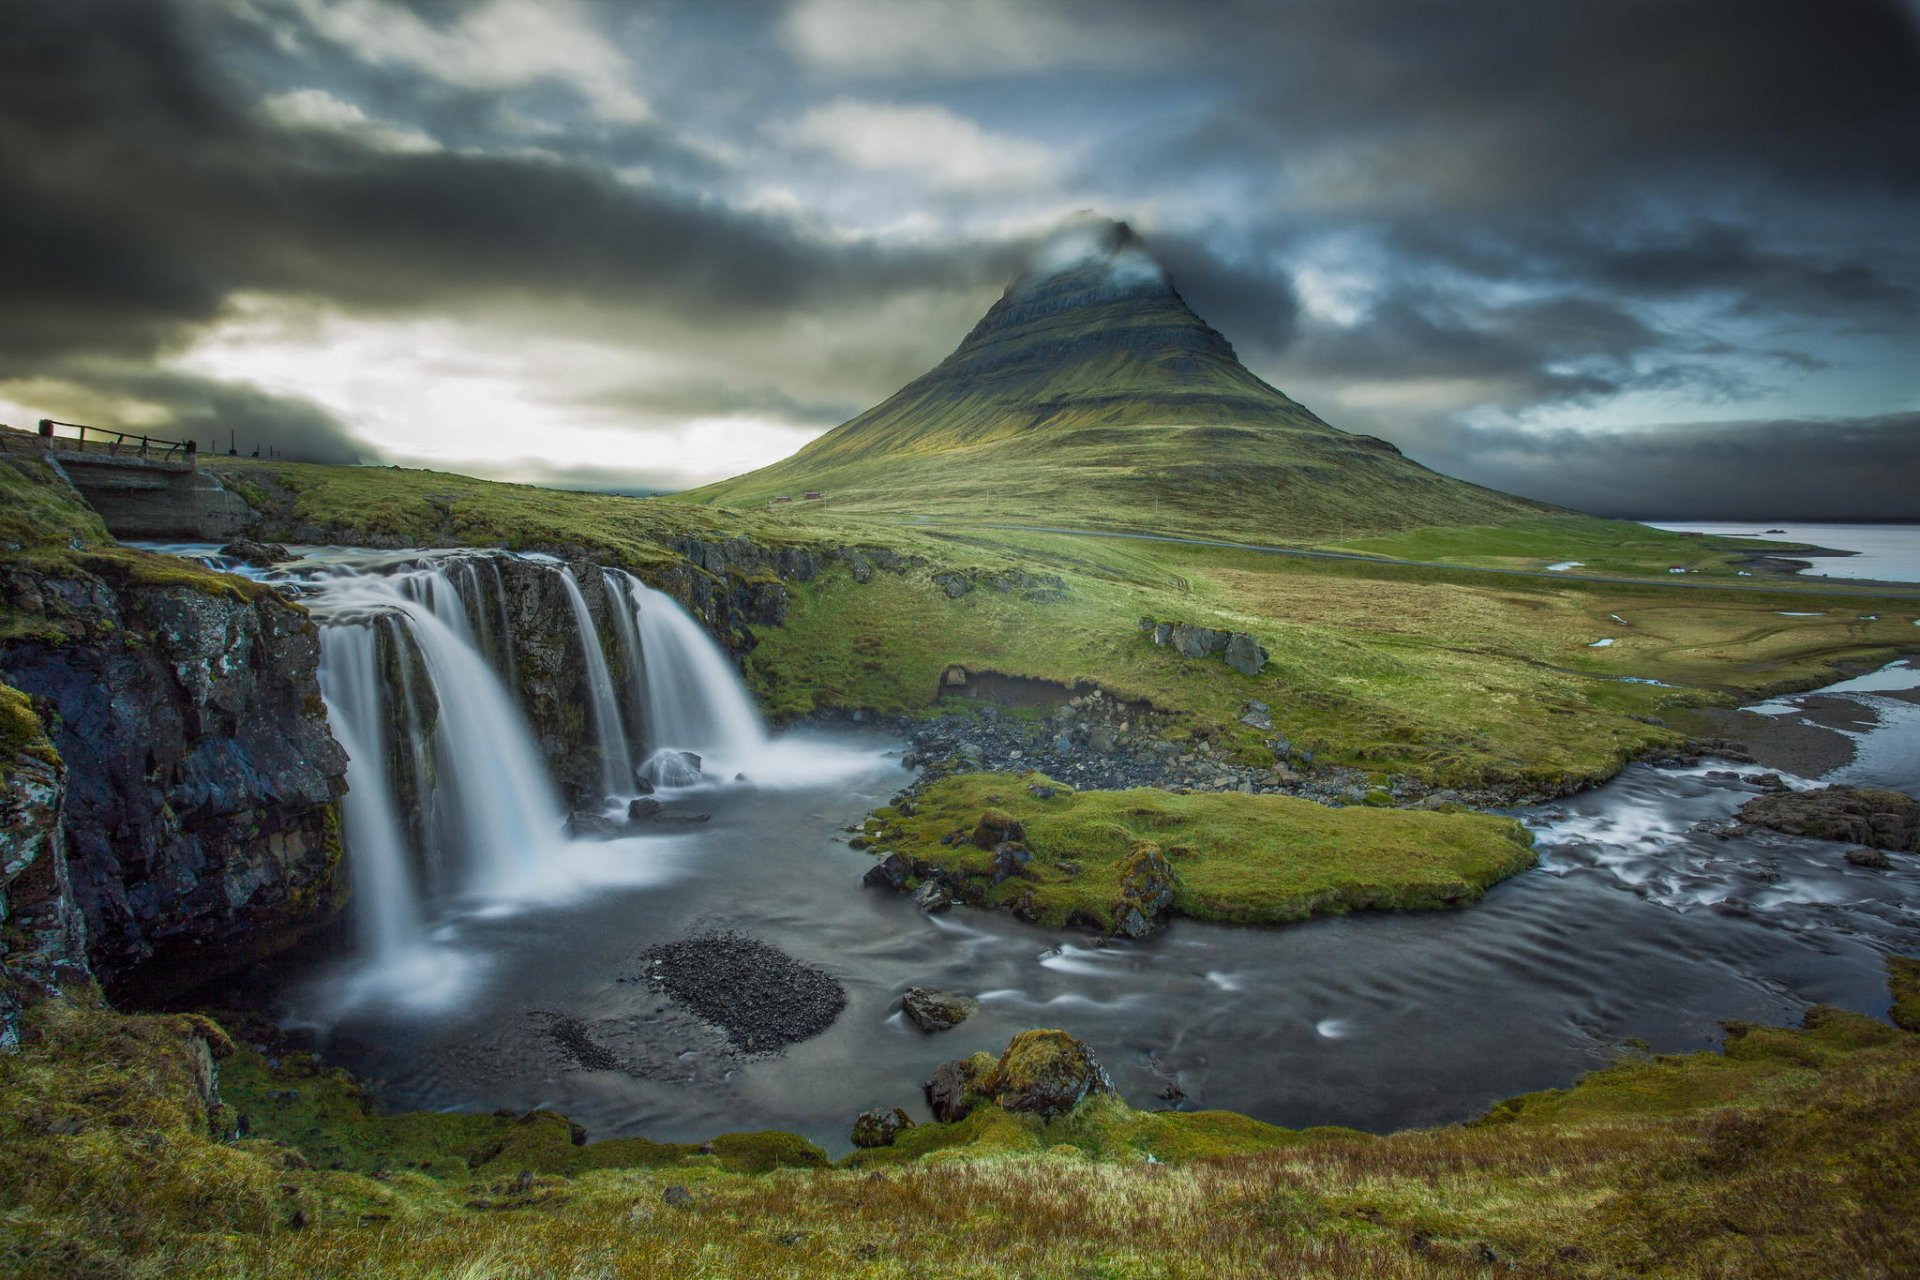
[[685, 217, 1554, 542]]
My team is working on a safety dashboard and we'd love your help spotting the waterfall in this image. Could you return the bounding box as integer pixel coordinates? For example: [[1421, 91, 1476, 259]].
[[317, 619, 425, 960], [312, 559, 566, 947], [557, 568, 634, 799], [613, 572, 769, 785]]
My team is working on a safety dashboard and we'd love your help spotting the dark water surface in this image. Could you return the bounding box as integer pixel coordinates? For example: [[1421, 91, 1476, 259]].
[[247, 680, 1919, 1157]]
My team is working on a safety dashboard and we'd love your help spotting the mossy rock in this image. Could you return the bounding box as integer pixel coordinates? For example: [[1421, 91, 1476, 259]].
[[985, 1029, 1116, 1118], [971, 808, 1026, 847]]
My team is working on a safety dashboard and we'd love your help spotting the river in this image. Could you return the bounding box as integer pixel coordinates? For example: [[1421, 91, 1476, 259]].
[[147, 542, 1920, 1156]]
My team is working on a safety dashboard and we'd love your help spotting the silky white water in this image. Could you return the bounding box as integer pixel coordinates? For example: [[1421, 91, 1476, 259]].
[[557, 567, 635, 799], [616, 572, 768, 784]]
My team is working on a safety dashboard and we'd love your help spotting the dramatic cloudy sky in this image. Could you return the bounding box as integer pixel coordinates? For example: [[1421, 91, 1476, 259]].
[[3, 0, 1916, 517]]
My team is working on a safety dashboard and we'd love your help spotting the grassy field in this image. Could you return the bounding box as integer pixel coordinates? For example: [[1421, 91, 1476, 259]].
[[1, 968, 1914, 1279], [8, 454, 1915, 795], [749, 524, 1918, 790], [862, 773, 1536, 929]]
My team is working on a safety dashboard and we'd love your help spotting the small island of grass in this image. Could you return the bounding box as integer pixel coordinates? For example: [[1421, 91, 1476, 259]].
[[863, 772, 1537, 934]]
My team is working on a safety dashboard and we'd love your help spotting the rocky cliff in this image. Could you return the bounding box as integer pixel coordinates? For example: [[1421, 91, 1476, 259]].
[[0, 553, 348, 1001]]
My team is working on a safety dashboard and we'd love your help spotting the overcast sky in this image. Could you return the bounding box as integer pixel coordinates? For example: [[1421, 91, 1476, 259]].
[[3, 0, 1916, 518]]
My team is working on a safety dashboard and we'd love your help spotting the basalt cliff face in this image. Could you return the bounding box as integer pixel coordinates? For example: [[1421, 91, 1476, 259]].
[[0, 555, 348, 1003]]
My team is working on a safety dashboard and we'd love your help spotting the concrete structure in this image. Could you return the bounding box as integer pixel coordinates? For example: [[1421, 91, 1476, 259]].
[[1, 423, 252, 541]]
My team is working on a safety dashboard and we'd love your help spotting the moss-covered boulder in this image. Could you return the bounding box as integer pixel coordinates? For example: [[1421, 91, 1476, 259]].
[[902, 987, 979, 1032], [984, 1030, 1115, 1118], [971, 808, 1026, 847], [925, 1051, 998, 1123], [850, 1107, 913, 1148], [1110, 840, 1177, 938]]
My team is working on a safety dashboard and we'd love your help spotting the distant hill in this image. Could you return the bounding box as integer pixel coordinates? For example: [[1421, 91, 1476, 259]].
[[684, 216, 1553, 541]]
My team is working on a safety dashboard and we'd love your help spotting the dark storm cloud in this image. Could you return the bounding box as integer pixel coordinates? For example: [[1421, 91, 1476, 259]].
[[99, 372, 366, 465], [1147, 0, 1920, 204], [0, 0, 999, 438], [1410, 414, 1920, 522]]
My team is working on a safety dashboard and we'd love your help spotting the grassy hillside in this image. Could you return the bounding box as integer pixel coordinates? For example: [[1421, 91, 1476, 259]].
[[683, 219, 1552, 543]]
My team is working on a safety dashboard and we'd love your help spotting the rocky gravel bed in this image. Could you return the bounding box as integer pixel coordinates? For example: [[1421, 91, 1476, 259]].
[[637, 931, 847, 1055]]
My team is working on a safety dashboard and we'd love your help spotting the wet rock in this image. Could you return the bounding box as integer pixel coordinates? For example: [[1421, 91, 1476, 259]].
[[628, 797, 664, 820], [850, 1107, 913, 1148], [1847, 847, 1894, 869], [567, 810, 622, 839], [1224, 632, 1268, 676], [990, 843, 1033, 883], [1742, 772, 1788, 792], [218, 539, 291, 567], [902, 987, 979, 1032], [925, 1051, 998, 1123], [912, 880, 955, 914], [984, 1029, 1116, 1118], [862, 852, 912, 891], [632, 776, 655, 796], [644, 749, 703, 786], [0, 558, 349, 997], [1737, 785, 1919, 851]]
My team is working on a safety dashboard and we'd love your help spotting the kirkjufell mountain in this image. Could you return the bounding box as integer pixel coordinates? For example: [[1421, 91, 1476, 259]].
[[689, 216, 1551, 541]]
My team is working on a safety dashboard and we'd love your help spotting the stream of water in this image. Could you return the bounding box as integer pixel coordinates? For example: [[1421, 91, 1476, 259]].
[[144, 542, 1920, 1156]]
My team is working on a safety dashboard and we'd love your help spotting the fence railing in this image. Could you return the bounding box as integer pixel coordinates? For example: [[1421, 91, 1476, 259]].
[[36, 419, 197, 466]]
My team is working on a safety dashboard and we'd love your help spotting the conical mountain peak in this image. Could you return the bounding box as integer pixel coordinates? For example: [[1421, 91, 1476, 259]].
[[687, 213, 1549, 541]]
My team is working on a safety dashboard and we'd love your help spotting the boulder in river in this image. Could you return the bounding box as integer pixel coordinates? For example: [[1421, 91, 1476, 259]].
[[628, 797, 663, 820], [850, 1107, 914, 1148], [983, 1029, 1116, 1118], [566, 810, 622, 839], [219, 539, 291, 567], [912, 880, 955, 914], [1847, 847, 1893, 869], [1736, 785, 1919, 851], [644, 749, 703, 787], [902, 987, 979, 1032], [863, 852, 912, 891]]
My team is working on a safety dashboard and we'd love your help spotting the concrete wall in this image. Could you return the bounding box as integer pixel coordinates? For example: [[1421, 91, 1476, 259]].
[[56, 458, 252, 541]]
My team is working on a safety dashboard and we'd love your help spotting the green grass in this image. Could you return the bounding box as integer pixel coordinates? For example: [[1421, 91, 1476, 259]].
[[864, 772, 1536, 929], [204, 459, 834, 567], [749, 526, 1918, 790], [1323, 514, 1833, 582], [0, 456, 110, 552], [2, 977, 1917, 1279]]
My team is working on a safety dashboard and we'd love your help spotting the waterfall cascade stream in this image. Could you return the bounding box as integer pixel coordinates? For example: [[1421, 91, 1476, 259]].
[[157, 545, 805, 996]]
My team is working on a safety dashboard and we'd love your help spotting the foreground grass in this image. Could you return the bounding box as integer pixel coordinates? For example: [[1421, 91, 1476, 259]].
[[863, 773, 1536, 930], [2, 973, 1916, 1279]]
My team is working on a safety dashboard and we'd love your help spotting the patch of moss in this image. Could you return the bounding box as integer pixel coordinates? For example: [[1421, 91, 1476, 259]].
[[1890, 956, 1920, 1033], [872, 771, 1536, 929], [0, 683, 59, 778]]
